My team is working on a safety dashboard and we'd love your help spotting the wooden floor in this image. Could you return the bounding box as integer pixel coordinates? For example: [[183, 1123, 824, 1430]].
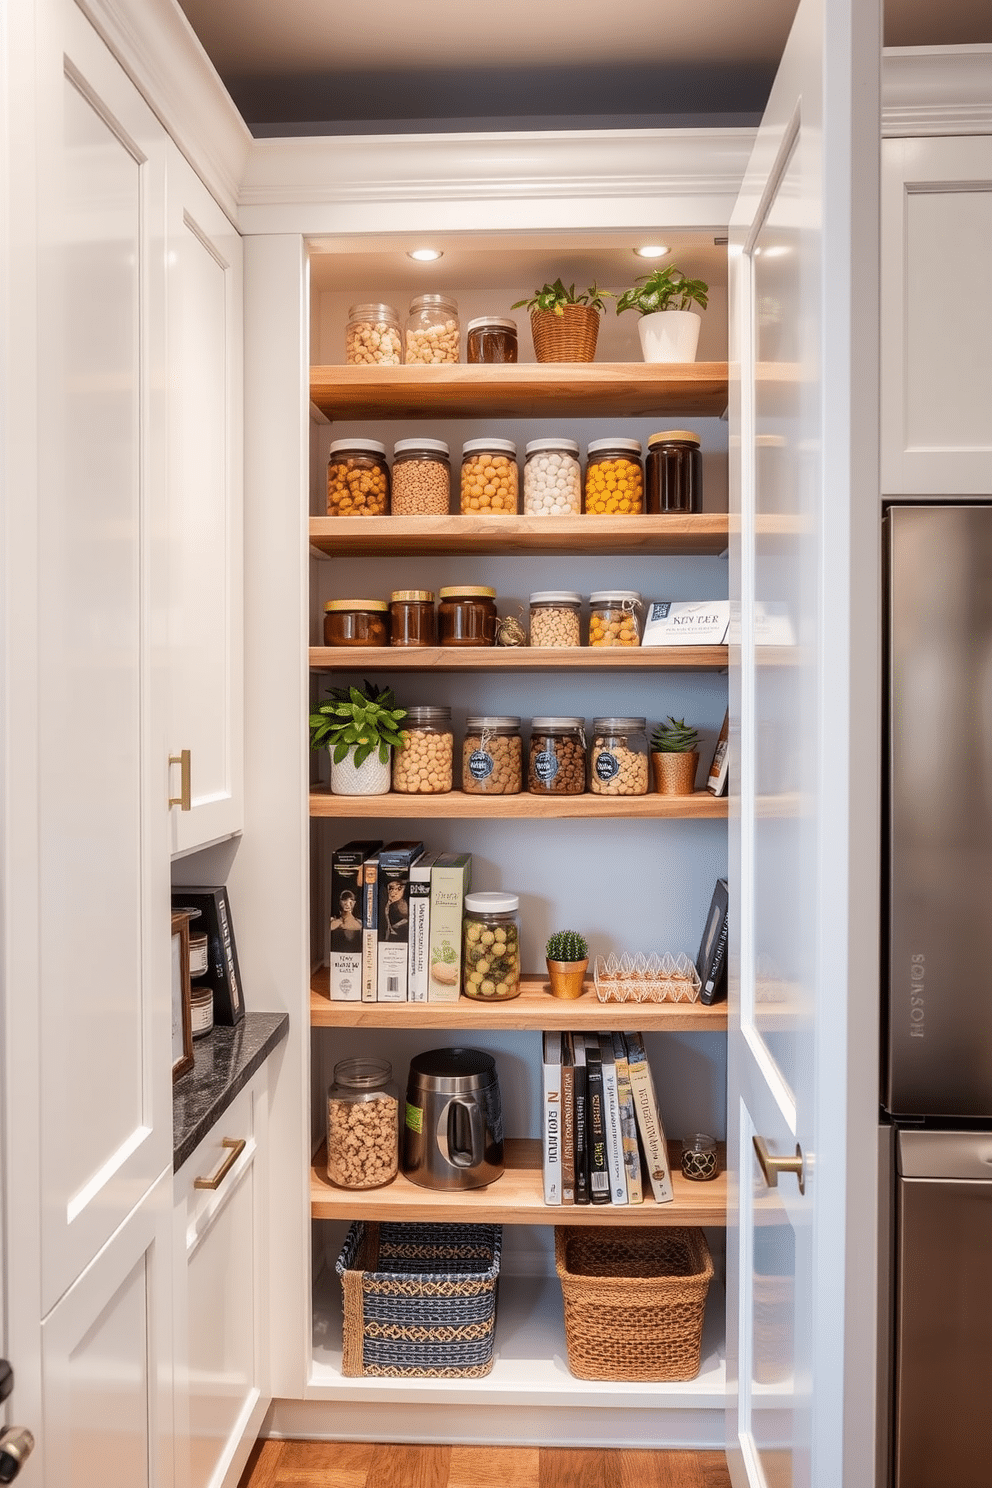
[[238, 1441, 733, 1488]]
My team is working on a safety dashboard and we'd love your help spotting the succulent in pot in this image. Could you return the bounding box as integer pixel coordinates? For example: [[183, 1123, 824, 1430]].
[[650, 716, 700, 796], [545, 929, 590, 1000], [615, 266, 709, 364], [511, 279, 612, 364], [309, 680, 406, 796]]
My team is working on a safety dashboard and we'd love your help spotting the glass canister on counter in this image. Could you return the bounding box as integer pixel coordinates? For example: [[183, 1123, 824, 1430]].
[[189, 981, 214, 1040], [405, 293, 460, 364], [528, 716, 586, 795], [529, 591, 582, 648], [460, 439, 519, 515], [390, 438, 450, 515], [326, 1057, 399, 1189], [584, 438, 644, 515], [646, 430, 702, 513], [462, 715, 523, 795], [345, 303, 403, 366], [462, 892, 521, 1001], [523, 438, 582, 516], [389, 590, 436, 648], [438, 585, 498, 646], [466, 316, 518, 364], [588, 589, 642, 647], [392, 706, 454, 794], [326, 438, 390, 516], [589, 716, 650, 796], [323, 599, 390, 647]]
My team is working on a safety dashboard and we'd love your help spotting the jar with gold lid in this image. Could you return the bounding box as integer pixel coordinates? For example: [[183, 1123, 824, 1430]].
[[323, 599, 390, 647], [389, 590, 436, 648], [438, 585, 498, 646], [646, 429, 702, 513]]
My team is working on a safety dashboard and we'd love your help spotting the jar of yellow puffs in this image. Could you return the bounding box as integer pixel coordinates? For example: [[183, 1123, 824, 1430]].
[[584, 438, 644, 516], [588, 590, 642, 647], [327, 438, 389, 516]]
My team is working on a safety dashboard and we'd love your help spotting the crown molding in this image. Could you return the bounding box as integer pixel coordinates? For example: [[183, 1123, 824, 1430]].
[[882, 45, 992, 137]]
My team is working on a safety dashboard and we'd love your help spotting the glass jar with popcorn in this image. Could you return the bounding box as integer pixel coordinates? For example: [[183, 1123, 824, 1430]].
[[345, 303, 403, 366], [405, 294, 460, 364]]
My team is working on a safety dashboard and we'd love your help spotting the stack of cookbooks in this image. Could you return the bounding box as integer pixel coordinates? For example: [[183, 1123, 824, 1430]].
[[541, 1031, 674, 1207]]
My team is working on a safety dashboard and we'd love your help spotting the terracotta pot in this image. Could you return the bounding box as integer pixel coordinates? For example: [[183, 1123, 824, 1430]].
[[650, 750, 699, 796], [546, 957, 588, 1000]]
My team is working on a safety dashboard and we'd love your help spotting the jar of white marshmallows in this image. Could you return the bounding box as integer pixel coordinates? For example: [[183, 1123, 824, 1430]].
[[523, 438, 582, 516]]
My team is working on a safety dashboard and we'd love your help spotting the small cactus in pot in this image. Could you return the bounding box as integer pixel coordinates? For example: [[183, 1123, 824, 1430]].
[[545, 929, 589, 1000], [650, 716, 700, 796]]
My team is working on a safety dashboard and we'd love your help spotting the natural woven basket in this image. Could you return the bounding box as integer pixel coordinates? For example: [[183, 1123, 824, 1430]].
[[554, 1225, 712, 1381], [530, 305, 600, 363]]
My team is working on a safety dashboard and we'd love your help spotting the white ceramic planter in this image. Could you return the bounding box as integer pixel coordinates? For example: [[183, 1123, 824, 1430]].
[[637, 309, 702, 363], [329, 746, 392, 795]]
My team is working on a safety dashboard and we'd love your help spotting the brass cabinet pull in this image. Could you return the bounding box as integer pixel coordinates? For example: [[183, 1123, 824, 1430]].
[[194, 1137, 246, 1190], [753, 1135, 805, 1195], [169, 749, 191, 811]]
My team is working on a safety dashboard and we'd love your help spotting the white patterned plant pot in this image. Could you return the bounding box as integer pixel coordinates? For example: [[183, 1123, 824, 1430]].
[[637, 309, 701, 363], [329, 746, 392, 795]]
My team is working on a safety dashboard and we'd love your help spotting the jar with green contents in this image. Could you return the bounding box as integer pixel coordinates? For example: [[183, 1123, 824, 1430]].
[[462, 891, 521, 1001]]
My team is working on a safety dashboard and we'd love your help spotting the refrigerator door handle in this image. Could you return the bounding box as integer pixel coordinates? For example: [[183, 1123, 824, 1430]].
[[753, 1135, 806, 1194]]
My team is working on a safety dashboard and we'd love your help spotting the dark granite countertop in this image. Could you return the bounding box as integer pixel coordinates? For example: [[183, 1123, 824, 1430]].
[[173, 1010, 289, 1170]]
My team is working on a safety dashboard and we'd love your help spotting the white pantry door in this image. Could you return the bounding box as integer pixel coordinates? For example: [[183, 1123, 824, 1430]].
[[727, 1, 882, 1485]]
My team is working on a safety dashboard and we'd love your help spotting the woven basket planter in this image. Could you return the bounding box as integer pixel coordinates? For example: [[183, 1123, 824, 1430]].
[[336, 1220, 502, 1378], [554, 1225, 712, 1381], [530, 305, 600, 363]]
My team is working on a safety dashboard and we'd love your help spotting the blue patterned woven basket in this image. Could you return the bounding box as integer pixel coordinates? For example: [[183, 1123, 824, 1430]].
[[336, 1220, 502, 1377]]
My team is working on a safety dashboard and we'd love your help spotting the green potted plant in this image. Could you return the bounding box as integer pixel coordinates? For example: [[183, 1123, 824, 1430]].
[[545, 929, 589, 1000], [309, 680, 406, 796], [615, 265, 709, 363], [650, 716, 700, 796], [511, 278, 612, 364]]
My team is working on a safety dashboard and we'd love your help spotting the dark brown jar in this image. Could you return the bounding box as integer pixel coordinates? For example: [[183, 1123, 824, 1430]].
[[389, 590, 436, 648], [323, 600, 390, 647], [646, 429, 702, 513], [437, 585, 498, 646], [466, 316, 518, 364]]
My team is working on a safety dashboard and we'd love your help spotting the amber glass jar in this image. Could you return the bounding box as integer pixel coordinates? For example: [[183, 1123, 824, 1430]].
[[466, 316, 518, 363], [323, 599, 390, 647], [646, 430, 702, 513], [389, 590, 436, 648], [438, 585, 498, 646], [326, 438, 389, 517], [584, 438, 644, 515]]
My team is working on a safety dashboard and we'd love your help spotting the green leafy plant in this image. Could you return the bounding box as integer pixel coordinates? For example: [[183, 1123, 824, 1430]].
[[512, 278, 613, 316], [309, 680, 406, 768], [615, 266, 709, 317], [651, 717, 700, 754], [545, 930, 589, 963]]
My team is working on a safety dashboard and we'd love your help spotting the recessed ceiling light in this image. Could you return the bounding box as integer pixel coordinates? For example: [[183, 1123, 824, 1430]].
[[634, 244, 669, 259], [408, 247, 443, 262]]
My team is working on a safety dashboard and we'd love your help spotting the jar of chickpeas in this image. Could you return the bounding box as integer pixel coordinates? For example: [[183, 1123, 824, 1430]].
[[392, 706, 454, 794], [345, 303, 403, 366], [462, 716, 522, 795], [460, 439, 519, 515], [584, 438, 644, 515], [326, 438, 390, 517], [405, 294, 460, 364], [528, 717, 586, 795], [391, 438, 450, 515], [529, 591, 582, 648], [588, 590, 642, 647], [590, 716, 649, 796], [462, 892, 521, 1001]]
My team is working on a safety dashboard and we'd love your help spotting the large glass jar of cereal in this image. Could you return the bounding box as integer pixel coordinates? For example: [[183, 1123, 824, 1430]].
[[462, 892, 521, 1001], [460, 439, 518, 515], [392, 706, 454, 794], [326, 1057, 399, 1189], [405, 293, 460, 364], [327, 438, 389, 517], [529, 591, 582, 648], [345, 303, 403, 365], [588, 590, 642, 647], [584, 438, 644, 515], [523, 438, 582, 515], [589, 716, 649, 796], [527, 717, 586, 795], [462, 716, 522, 795], [391, 438, 450, 515]]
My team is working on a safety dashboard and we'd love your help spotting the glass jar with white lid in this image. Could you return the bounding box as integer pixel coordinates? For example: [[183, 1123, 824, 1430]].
[[523, 438, 582, 515], [462, 892, 521, 1001], [529, 592, 582, 648]]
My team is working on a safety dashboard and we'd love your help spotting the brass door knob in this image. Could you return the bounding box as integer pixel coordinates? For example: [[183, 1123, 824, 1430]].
[[753, 1135, 805, 1194]]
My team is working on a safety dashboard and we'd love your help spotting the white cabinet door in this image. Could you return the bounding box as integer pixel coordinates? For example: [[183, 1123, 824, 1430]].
[[167, 146, 244, 856], [881, 134, 992, 496], [727, 0, 881, 1483]]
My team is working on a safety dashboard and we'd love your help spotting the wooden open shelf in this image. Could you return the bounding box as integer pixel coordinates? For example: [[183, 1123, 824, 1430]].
[[310, 970, 727, 1030], [310, 361, 729, 423], [311, 1137, 727, 1226], [310, 788, 728, 820], [310, 644, 728, 673], [309, 513, 729, 559]]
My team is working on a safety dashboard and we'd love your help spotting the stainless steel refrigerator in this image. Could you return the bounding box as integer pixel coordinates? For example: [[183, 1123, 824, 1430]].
[[884, 503, 992, 1488]]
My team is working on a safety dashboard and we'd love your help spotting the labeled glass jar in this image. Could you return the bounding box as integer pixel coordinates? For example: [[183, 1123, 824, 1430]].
[[590, 716, 649, 796], [391, 438, 450, 515], [529, 591, 582, 648], [462, 892, 521, 1001], [528, 717, 586, 795], [584, 438, 644, 515], [646, 429, 702, 513], [438, 585, 498, 646], [466, 316, 518, 364], [189, 982, 213, 1040], [460, 439, 518, 515], [523, 438, 582, 516], [323, 599, 390, 647], [588, 590, 642, 647], [188, 930, 209, 980], [345, 303, 403, 366], [326, 1057, 399, 1190], [462, 716, 523, 795], [389, 590, 436, 648], [392, 706, 454, 794], [326, 438, 390, 517], [405, 293, 460, 364]]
